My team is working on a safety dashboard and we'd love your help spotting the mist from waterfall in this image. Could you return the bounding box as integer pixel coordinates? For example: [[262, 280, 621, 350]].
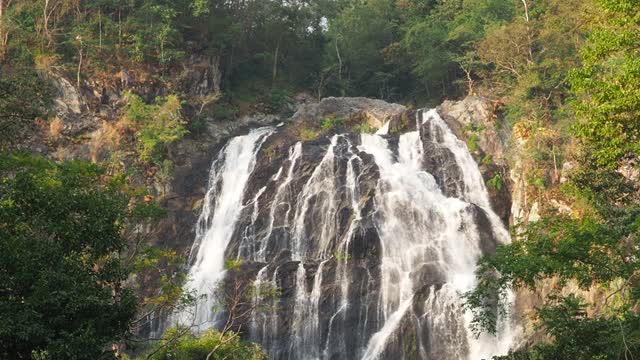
[[174, 109, 515, 359]]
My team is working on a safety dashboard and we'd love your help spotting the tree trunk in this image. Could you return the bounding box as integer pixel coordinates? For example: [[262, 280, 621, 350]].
[[118, 8, 122, 47], [462, 66, 475, 96], [272, 37, 281, 85], [0, 0, 5, 60], [521, 0, 534, 63], [77, 43, 83, 89], [43, 0, 50, 46], [335, 37, 342, 82], [521, 0, 529, 21], [98, 8, 102, 49], [225, 44, 235, 91]]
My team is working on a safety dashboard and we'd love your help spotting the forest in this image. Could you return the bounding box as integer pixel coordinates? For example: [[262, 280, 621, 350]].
[[1, 0, 639, 359]]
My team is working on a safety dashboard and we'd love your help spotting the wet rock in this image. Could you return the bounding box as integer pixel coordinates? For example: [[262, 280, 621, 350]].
[[140, 95, 514, 359], [438, 96, 511, 225]]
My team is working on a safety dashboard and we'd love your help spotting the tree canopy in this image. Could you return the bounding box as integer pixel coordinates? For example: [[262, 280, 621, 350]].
[[0, 154, 141, 359], [464, 1, 640, 358]]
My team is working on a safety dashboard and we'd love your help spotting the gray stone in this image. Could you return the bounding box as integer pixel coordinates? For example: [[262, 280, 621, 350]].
[[290, 96, 407, 129]]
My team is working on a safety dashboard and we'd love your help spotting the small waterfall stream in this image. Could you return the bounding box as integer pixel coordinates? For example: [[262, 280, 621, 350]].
[[176, 127, 274, 329], [174, 109, 514, 359]]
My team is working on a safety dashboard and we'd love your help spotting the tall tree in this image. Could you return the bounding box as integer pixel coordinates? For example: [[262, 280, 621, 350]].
[[0, 154, 151, 359]]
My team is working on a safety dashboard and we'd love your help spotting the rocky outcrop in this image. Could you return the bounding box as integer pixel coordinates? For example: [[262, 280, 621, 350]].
[[40, 73, 519, 357], [49, 73, 96, 136], [438, 97, 504, 163], [291, 97, 407, 129], [437, 96, 511, 225], [178, 55, 222, 98]]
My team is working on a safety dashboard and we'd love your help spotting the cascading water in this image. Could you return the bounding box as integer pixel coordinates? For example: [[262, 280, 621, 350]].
[[174, 109, 515, 359], [174, 127, 273, 329]]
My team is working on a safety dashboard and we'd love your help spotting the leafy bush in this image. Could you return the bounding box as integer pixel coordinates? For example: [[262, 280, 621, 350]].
[[211, 103, 239, 122], [487, 173, 503, 190], [463, 123, 486, 133], [333, 250, 352, 262], [529, 177, 546, 190], [124, 93, 187, 163], [321, 116, 345, 130], [481, 154, 493, 165], [144, 328, 267, 360], [467, 134, 480, 152], [263, 88, 292, 113], [0, 67, 54, 149], [155, 159, 174, 197], [299, 127, 320, 141], [352, 122, 376, 134]]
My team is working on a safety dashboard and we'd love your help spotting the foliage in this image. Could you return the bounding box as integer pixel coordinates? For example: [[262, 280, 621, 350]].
[[465, 209, 640, 357], [3, 1, 640, 359], [352, 122, 376, 134], [466, 116, 640, 360], [569, 0, 640, 168], [155, 159, 174, 197], [0, 67, 54, 149], [124, 93, 187, 163], [211, 103, 239, 122], [0, 153, 147, 359], [263, 88, 293, 114], [464, 6, 640, 356], [299, 127, 320, 141], [482, 154, 493, 165], [321, 115, 345, 130], [224, 259, 243, 272], [142, 327, 266, 360], [467, 134, 480, 152], [487, 173, 503, 190], [333, 250, 352, 262]]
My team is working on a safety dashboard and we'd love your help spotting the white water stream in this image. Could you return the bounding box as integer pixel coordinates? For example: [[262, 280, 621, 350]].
[[174, 127, 273, 329], [174, 109, 515, 359]]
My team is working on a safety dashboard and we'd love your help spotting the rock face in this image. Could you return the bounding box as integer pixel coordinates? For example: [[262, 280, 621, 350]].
[[438, 97, 504, 162], [49, 73, 96, 137], [38, 72, 518, 358], [291, 97, 407, 129], [37, 76, 517, 355], [438, 96, 511, 225], [179, 55, 222, 98], [172, 99, 514, 360]]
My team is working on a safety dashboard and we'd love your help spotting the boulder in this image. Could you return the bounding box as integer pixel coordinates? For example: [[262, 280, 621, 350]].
[[48, 73, 96, 136], [438, 96, 505, 164], [291, 96, 407, 129]]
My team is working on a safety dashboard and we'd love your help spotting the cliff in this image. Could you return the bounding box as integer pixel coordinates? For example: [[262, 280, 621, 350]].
[[25, 68, 523, 358]]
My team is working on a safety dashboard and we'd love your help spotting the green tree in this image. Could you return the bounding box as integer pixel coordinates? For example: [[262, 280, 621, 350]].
[[570, 0, 640, 167], [324, 0, 401, 98], [124, 92, 188, 163], [464, 3, 640, 358], [0, 154, 156, 359]]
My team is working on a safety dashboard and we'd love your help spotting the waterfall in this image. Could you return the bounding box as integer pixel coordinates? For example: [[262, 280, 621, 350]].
[[175, 109, 515, 359], [358, 111, 513, 359], [174, 127, 273, 330]]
